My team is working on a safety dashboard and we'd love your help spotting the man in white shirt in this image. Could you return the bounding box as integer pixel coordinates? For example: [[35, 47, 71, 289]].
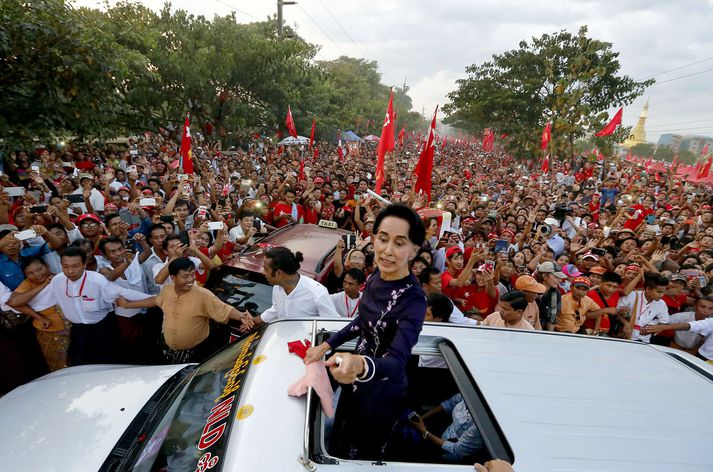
[[641, 296, 713, 360], [11, 246, 151, 366], [329, 269, 365, 318], [243, 247, 338, 328], [656, 297, 713, 353], [617, 274, 670, 342], [70, 174, 105, 214], [152, 234, 213, 289], [142, 224, 169, 295]]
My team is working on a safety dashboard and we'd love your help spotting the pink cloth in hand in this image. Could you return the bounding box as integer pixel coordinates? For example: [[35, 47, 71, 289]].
[[288, 361, 335, 417]]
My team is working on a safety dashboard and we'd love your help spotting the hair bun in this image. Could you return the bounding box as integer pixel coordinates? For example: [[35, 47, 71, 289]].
[[294, 251, 304, 263]]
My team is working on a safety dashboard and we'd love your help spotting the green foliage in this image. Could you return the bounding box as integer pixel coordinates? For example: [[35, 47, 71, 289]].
[[0, 0, 422, 144], [443, 26, 653, 158]]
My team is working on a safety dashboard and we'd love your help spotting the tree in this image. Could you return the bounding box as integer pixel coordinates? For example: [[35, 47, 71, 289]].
[[629, 143, 655, 157], [443, 26, 653, 158]]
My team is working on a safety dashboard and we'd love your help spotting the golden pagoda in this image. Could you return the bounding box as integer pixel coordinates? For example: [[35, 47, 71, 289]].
[[622, 100, 649, 148]]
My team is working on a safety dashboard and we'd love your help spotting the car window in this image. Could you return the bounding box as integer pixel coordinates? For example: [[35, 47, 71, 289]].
[[214, 274, 273, 315], [130, 327, 265, 472]]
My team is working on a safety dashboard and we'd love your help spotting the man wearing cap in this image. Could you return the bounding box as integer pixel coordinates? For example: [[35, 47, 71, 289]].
[[514, 275, 545, 330], [536, 261, 567, 331], [70, 173, 105, 215], [541, 218, 565, 256], [556, 276, 608, 334], [441, 246, 479, 299]]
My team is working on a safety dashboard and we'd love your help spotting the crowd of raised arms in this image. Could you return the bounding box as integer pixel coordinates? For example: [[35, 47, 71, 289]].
[[0, 133, 712, 468]]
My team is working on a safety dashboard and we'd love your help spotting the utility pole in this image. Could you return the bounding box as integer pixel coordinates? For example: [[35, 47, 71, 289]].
[[277, 0, 296, 37]]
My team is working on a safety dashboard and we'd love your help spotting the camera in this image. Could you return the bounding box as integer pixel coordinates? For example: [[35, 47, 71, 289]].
[[538, 225, 552, 235]]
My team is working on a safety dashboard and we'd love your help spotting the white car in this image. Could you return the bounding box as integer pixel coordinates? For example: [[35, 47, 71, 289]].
[[1, 320, 712, 471]]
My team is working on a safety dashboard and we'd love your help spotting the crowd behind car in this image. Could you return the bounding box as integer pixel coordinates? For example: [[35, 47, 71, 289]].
[[1, 131, 712, 400]]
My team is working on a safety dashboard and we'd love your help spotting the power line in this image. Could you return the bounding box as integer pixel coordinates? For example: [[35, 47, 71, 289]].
[[637, 55, 713, 81], [649, 66, 713, 86], [296, 4, 349, 56], [213, 0, 261, 21], [646, 117, 713, 127], [645, 125, 713, 133]]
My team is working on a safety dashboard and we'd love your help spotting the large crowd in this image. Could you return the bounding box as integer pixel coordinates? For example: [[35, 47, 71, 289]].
[[1, 132, 712, 387]]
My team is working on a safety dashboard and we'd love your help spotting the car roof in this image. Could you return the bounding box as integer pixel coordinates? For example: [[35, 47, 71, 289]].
[[225, 320, 713, 471], [223, 224, 351, 279]]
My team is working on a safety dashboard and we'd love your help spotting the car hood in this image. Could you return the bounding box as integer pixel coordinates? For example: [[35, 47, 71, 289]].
[[0, 364, 187, 472]]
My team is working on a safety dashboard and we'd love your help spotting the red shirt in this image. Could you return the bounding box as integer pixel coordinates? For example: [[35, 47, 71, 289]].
[[441, 271, 458, 299], [663, 292, 688, 315], [75, 160, 95, 171], [623, 204, 654, 230], [273, 202, 304, 227], [454, 284, 498, 316], [303, 206, 319, 224], [585, 289, 619, 332]]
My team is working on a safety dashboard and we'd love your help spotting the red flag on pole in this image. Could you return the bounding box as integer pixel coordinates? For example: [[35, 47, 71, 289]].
[[285, 105, 298, 138], [482, 128, 495, 152], [309, 118, 316, 149], [337, 129, 344, 162], [541, 122, 551, 151], [702, 144, 710, 156], [375, 89, 395, 193], [298, 154, 305, 181], [541, 154, 550, 174], [413, 105, 438, 201], [595, 107, 623, 137], [701, 156, 712, 178], [398, 127, 405, 147], [180, 115, 193, 174]]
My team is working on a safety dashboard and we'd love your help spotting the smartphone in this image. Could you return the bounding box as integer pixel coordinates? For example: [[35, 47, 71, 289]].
[[61, 161, 74, 168], [139, 197, 156, 207], [488, 210, 498, 219], [31, 165, 40, 173], [28, 205, 48, 214], [699, 276, 707, 288], [681, 269, 699, 278], [160, 214, 174, 223], [342, 234, 357, 250], [14, 229, 37, 241], [494, 239, 509, 254], [197, 206, 208, 219], [4, 187, 25, 197], [591, 247, 606, 257], [127, 165, 137, 174], [66, 194, 85, 203], [407, 412, 419, 422], [129, 150, 138, 156], [253, 219, 262, 231], [218, 198, 227, 206], [207, 221, 224, 231], [177, 174, 189, 182], [178, 231, 190, 246], [483, 260, 496, 272]]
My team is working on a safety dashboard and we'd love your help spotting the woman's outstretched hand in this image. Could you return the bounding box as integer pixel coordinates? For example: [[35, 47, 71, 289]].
[[325, 352, 365, 384]]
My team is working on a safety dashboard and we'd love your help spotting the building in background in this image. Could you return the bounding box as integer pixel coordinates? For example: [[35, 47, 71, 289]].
[[658, 134, 683, 152], [658, 134, 713, 154]]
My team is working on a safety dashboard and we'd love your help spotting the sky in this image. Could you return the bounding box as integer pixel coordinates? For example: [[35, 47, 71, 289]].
[[73, 0, 713, 142]]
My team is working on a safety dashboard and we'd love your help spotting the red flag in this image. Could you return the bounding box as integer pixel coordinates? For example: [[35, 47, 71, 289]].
[[309, 118, 316, 149], [541, 154, 550, 174], [285, 105, 298, 138], [180, 115, 193, 174], [398, 127, 405, 146], [645, 158, 652, 169], [413, 105, 438, 201], [595, 107, 623, 137], [375, 89, 395, 193], [441, 133, 447, 150], [482, 128, 495, 152], [337, 129, 344, 163], [298, 154, 305, 181], [500, 133, 508, 139], [541, 122, 551, 150], [702, 144, 710, 156], [701, 156, 712, 178], [672, 155, 678, 167]]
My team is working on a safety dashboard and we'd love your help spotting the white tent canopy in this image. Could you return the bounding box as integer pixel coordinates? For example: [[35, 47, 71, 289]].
[[278, 135, 310, 145]]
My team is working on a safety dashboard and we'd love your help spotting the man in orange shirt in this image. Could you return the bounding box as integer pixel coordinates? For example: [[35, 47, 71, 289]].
[[481, 291, 533, 330], [555, 276, 609, 334]]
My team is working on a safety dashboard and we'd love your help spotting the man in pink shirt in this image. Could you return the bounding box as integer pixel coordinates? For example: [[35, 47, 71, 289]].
[[481, 291, 534, 330]]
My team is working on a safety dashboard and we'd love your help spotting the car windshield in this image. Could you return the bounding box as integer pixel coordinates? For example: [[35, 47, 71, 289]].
[[213, 273, 273, 315], [130, 327, 265, 471]]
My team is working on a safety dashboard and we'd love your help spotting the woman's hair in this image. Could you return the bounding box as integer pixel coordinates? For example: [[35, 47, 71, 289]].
[[169, 257, 196, 276], [21, 256, 48, 273], [265, 246, 303, 274], [372, 204, 426, 246], [500, 290, 528, 310]]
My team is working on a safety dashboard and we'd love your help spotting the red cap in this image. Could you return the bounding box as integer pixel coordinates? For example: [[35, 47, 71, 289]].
[[142, 189, 153, 195], [77, 213, 101, 225], [572, 276, 592, 288], [117, 186, 130, 193], [445, 246, 463, 259]]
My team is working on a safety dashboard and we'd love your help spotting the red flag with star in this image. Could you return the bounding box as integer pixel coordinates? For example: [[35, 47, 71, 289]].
[[541, 122, 551, 151], [285, 105, 298, 138], [413, 105, 438, 201], [595, 107, 623, 137], [375, 89, 395, 193]]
